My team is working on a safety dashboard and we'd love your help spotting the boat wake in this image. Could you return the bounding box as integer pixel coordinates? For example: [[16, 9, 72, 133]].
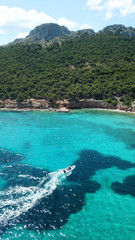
[[0, 169, 68, 225]]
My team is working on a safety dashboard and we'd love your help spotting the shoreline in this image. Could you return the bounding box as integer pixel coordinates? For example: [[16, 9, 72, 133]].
[[0, 107, 135, 115], [87, 108, 135, 114], [0, 98, 135, 114]]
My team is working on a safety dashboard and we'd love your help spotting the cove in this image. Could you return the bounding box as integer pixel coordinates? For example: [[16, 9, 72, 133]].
[[0, 109, 135, 240]]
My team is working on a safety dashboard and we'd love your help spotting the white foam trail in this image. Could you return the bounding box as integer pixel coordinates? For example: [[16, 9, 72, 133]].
[[0, 169, 67, 224]]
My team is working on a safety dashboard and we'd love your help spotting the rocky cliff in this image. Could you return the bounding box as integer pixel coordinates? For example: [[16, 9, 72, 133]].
[[27, 23, 71, 42], [0, 99, 134, 112], [72, 29, 95, 37], [98, 24, 135, 37]]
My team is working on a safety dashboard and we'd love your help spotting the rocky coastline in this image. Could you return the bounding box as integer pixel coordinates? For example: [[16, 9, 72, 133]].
[[0, 98, 135, 113]]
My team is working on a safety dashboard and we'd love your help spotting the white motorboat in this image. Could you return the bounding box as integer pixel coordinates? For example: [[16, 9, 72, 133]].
[[63, 165, 76, 174]]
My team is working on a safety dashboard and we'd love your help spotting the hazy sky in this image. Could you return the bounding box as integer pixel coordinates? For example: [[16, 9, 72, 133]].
[[0, 0, 135, 45]]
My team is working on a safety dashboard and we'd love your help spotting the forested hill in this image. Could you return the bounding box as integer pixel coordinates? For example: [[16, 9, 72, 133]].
[[0, 32, 135, 107]]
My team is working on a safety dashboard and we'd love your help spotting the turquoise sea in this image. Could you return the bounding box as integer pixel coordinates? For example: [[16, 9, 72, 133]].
[[0, 109, 135, 240]]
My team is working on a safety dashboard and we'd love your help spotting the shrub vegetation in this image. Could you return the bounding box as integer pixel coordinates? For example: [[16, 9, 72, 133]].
[[0, 34, 135, 106]]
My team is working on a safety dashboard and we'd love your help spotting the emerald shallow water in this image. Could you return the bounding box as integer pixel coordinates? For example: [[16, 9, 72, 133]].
[[0, 109, 135, 239]]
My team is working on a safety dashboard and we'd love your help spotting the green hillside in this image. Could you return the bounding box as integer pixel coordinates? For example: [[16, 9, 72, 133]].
[[0, 34, 135, 107]]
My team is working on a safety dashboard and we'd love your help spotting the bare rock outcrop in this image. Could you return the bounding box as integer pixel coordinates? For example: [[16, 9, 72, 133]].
[[0, 99, 50, 110], [56, 99, 117, 110], [0, 98, 135, 112]]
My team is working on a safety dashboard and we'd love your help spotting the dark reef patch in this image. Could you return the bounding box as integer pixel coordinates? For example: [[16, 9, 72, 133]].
[[23, 141, 32, 150], [67, 150, 135, 183], [131, 143, 135, 149], [0, 149, 135, 235], [2, 164, 49, 188], [103, 127, 135, 150], [0, 149, 23, 163], [111, 175, 135, 197], [19, 180, 99, 231]]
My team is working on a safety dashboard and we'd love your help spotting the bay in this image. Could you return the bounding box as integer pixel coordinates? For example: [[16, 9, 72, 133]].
[[0, 109, 135, 240]]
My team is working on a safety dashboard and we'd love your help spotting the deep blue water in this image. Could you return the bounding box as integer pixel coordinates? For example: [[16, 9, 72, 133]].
[[0, 109, 135, 239]]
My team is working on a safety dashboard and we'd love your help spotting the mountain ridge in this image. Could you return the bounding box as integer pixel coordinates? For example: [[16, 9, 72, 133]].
[[9, 23, 135, 46]]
